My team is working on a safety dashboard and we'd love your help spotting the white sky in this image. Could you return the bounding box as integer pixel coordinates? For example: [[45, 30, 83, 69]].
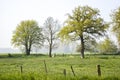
[[0, 0, 120, 48]]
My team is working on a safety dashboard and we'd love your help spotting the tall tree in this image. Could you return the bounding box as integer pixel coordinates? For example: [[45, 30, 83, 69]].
[[11, 20, 44, 55], [58, 6, 108, 58], [111, 7, 120, 49], [43, 17, 60, 57]]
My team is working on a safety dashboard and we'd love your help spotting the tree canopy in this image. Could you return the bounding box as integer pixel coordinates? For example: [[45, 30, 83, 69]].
[[97, 38, 117, 54], [58, 6, 108, 58], [11, 20, 44, 55]]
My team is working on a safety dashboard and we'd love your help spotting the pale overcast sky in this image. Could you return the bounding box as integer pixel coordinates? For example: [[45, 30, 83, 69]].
[[0, 0, 120, 48]]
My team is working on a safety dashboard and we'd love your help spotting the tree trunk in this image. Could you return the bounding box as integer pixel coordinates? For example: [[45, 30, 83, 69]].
[[80, 35, 85, 58], [26, 48, 30, 55], [25, 44, 30, 55], [49, 31, 53, 57], [49, 44, 52, 57], [27, 50, 30, 55]]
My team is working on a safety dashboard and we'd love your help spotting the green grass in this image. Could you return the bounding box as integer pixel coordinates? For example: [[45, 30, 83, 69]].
[[0, 53, 120, 80]]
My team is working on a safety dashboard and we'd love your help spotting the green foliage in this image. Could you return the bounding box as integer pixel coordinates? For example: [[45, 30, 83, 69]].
[[11, 20, 44, 55], [111, 7, 120, 46], [59, 6, 108, 40], [97, 38, 117, 54]]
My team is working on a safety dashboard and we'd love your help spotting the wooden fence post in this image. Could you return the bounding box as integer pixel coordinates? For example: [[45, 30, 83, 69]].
[[44, 60, 48, 73], [20, 65, 23, 73], [71, 66, 75, 76], [63, 69, 66, 76], [97, 65, 101, 76]]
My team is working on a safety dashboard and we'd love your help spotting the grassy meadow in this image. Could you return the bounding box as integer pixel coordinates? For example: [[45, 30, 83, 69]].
[[0, 53, 120, 80]]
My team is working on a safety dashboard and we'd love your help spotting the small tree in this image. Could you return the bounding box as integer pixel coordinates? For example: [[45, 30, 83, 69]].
[[43, 17, 60, 57], [111, 7, 120, 50], [11, 20, 44, 55], [97, 38, 117, 54], [58, 6, 108, 58]]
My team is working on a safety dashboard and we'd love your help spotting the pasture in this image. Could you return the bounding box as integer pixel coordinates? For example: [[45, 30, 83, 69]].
[[0, 53, 120, 80]]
